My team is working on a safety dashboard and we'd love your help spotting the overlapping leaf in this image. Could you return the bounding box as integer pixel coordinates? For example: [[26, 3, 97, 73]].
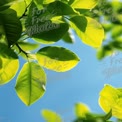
[[99, 84, 122, 119], [75, 103, 90, 118], [25, 2, 69, 44], [42, 109, 62, 122], [71, 0, 98, 9], [36, 46, 80, 72], [0, 9, 22, 45], [43, 0, 55, 4], [17, 41, 39, 51], [10, 0, 26, 17], [0, 44, 19, 85], [47, 1, 77, 16], [70, 16, 104, 48]]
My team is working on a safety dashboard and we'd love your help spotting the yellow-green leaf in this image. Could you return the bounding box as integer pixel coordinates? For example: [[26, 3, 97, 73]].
[[70, 16, 104, 48], [99, 84, 122, 119], [112, 25, 122, 38], [25, 0, 32, 5], [15, 62, 46, 106], [43, 0, 55, 4], [36, 46, 80, 72], [0, 44, 19, 85], [10, 0, 32, 17], [71, 0, 98, 9], [10, 0, 26, 17], [17, 41, 39, 51], [75, 102, 90, 118], [42, 109, 62, 122]]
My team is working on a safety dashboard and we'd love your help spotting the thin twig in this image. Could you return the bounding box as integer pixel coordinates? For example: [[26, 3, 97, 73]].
[[16, 43, 29, 57]]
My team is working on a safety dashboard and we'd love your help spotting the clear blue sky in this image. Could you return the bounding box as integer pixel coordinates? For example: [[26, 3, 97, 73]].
[[0, 35, 122, 122]]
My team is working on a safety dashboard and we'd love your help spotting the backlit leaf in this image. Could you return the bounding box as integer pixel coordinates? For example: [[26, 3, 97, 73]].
[[0, 0, 22, 11], [99, 84, 122, 119], [15, 62, 46, 106], [75, 102, 90, 118], [43, 0, 55, 4], [70, 16, 104, 48], [36, 46, 80, 72], [17, 41, 39, 51], [0, 44, 19, 85], [112, 25, 122, 38], [47, 1, 77, 16], [42, 109, 62, 122], [71, 0, 98, 9], [10, 0, 26, 17]]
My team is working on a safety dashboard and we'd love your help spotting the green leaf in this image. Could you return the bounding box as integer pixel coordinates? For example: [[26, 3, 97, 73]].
[[75, 102, 90, 118], [0, 9, 22, 46], [11, 44, 37, 60], [110, 41, 122, 51], [43, 0, 55, 4], [36, 46, 80, 72], [97, 45, 113, 60], [103, 24, 113, 32], [31, 22, 69, 44], [75, 9, 90, 14], [25, 2, 69, 44], [34, 0, 43, 4], [0, 58, 2, 69], [25, 0, 32, 5], [10, 0, 26, 17], [0, 44, 19, 85], [47, 1, 77, 16], [68, 0, 75, 5], [0, 30, 7, 45], [17, 41, 39, 51], [0, 5, 9, 11], [15, 62, 46, 106], [70, 16, 104, 48], [112, 25, 122, 38], [71, 0, 98, 9], [42, 109, 62, 122], [33, 0, 43, 9], [99, 84, 122, 119]]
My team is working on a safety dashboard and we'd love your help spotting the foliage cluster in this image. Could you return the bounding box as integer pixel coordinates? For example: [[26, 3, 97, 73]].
[[0, 0, 104, 105], [0, 0, 122, 121]]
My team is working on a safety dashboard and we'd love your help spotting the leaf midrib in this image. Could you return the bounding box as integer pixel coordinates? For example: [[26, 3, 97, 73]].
[[28, 62, 32, 105]]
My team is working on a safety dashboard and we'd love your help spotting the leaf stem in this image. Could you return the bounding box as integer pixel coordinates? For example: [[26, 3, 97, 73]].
[[16, 43, 29, 57]]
